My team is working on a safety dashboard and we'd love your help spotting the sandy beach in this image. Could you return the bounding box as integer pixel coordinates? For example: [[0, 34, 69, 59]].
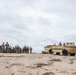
[[0, 53, 76, 75]]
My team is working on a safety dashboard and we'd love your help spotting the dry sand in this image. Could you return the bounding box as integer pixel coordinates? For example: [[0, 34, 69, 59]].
[[0, 53, 76, 75]]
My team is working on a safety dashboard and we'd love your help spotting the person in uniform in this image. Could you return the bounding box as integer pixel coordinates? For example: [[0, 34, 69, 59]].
[[22, 45, 27, 53], [2, 42, 5, 52], [15, 45, 21, 53], [59, 42, 62, 46], [5, 42, 9, 49], [63, 43, 65, 46], [5, 42, 9, 53], [16, 45, 19, 50], [26, 46, 29, 53], [29, 47, 32, 53]]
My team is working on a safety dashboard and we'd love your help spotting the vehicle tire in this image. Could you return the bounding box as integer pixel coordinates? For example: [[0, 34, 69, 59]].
[[62, 49, 68, 56], [70, 53, 75, 56], [56, 52, 60, 55], [49, 49, 53, 54]]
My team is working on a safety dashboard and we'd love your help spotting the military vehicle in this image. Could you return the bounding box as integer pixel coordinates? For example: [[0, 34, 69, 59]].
[[44, 42, 76, 56]]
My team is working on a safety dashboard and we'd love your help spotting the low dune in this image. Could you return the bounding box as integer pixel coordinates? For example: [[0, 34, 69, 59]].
[[0, 53, 76, 75]]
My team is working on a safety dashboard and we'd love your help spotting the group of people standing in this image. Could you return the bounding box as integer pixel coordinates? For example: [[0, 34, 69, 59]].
[[0, 42, 32, 53]]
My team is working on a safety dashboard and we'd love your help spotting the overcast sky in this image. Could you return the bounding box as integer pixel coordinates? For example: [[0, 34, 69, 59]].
[[0, 0, 76, 53]]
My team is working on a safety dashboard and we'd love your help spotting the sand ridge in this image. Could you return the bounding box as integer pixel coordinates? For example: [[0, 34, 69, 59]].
[[0, 53, 76, 75]]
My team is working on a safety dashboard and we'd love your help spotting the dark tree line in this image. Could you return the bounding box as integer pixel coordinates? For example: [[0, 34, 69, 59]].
[[0, 42, 32, 53]]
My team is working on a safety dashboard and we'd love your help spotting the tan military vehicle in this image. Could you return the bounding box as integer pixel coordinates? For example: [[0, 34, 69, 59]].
[[44, 42, 76, 56]]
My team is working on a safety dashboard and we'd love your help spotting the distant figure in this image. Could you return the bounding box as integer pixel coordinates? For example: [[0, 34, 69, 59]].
[[16, 45, 19, 50], [5, 42, 9, 49], [26, 46, 29, 53], [13, 47, 15, 53], [54, 43, 56, 46], [29, 47, 32, 53], [22, 45, 27, 53], [63, 43, 65, 46], [15, 45, 21, 53], [2, 42, 5, 50], [24, 45, 26, 49], [59, 42, 62, 46]]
